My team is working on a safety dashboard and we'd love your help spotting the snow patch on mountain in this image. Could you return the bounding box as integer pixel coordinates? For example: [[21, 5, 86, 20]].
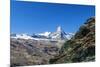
[[38, 32, 51, 37], [49, 26, 74, 40], [11, 26, 74, 40], [11, 34, 34, 39]]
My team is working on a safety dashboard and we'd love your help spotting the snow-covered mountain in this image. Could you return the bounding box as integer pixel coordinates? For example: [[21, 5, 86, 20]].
[[11, 26, 74, 40], [11, 34, 34, 39], [49, 26, 73, 40], [38, 32, 51, 37]]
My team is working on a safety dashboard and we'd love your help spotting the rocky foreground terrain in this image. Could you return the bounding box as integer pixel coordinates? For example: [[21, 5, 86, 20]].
[[49, 17, 95, 64], [10, 38, 65, 66], [10, 17, 95, 67]]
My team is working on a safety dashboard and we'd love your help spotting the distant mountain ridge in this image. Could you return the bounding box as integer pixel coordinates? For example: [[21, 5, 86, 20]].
[[11, 26, 74, 40]]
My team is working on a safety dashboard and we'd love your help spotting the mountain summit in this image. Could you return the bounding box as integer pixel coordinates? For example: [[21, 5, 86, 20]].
[[11, 26, 73, 40], [49, 26, 73, 40], [57, 26, 62, 32]]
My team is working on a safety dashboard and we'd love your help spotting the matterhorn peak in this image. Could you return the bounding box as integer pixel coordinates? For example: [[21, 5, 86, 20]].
[[11, 26, 73, 40], [57, 26, 62, 32]]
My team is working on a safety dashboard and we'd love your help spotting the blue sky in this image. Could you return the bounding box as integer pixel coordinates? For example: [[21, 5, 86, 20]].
[[11, 0, 95, 34]]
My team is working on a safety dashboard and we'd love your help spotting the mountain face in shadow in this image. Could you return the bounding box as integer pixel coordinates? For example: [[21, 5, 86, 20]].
[[49, 17, 95, 64]]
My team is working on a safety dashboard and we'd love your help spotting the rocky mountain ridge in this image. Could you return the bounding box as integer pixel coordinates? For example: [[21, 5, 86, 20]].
[[11, 26, 74, 40]]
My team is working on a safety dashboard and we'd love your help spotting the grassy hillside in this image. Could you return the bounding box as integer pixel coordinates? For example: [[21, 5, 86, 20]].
[[49, 17, 95, 64]]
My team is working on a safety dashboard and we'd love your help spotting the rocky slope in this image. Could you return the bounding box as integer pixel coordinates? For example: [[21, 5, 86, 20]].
[[10, 38, 62, 67], [49, 17, 95, 64], [11, 26, 74, 67]]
